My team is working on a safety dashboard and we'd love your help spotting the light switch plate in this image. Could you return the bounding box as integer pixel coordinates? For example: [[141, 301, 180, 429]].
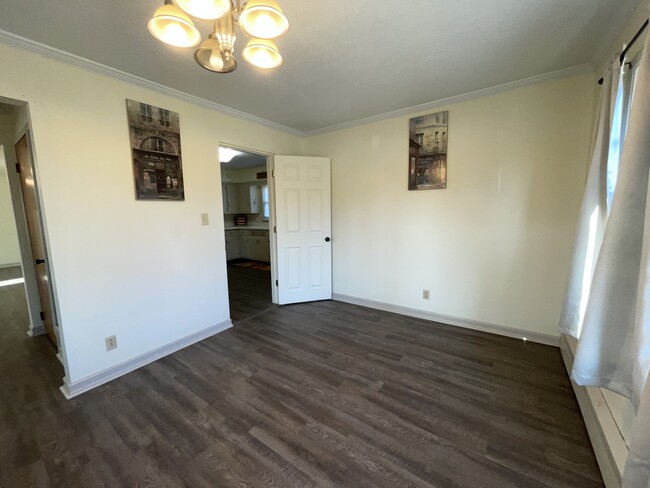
[[201, 213, 209, 226]]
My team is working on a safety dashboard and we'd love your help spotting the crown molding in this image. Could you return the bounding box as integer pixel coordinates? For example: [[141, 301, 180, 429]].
[[0, 29, 594, 139], [304, 63, 595, 137], [0, 29, 305, 137]]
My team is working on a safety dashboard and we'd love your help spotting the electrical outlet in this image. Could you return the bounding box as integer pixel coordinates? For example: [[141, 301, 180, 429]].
[[105, 335, 118, 352], [423, 289, 430, 300], [201, 213, 209, 226]]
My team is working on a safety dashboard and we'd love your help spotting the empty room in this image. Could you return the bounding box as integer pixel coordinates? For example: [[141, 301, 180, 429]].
[[0, 0, 649, 486]]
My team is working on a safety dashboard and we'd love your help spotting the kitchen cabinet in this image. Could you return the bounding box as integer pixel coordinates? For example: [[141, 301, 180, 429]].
[[223, 183, 260, 214], [238, 184, 260, 214], [222, 183, 240, 214], [225, 230, 242, 260], [225, 229, 270, 262]]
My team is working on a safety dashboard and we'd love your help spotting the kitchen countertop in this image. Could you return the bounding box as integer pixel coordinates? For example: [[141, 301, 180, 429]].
[[225, 226, 270, 231]]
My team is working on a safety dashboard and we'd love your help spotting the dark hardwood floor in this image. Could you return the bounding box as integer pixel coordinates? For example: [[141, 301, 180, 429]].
[[227, 259, 274, 323], [0, 265, 603, 487]]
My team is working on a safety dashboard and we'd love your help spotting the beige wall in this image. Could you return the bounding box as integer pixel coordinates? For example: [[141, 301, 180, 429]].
[[304, 74, 595, 338], [0, 38, 597, 387], [0, 43, 302, 385]]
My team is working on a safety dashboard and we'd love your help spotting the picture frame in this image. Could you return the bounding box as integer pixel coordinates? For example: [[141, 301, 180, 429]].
[[408, 110, 448, 190], [126, 99, 185, 200]]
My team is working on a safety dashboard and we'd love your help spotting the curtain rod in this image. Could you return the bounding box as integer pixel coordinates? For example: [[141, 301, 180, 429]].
[[598, 18, 648, 85]]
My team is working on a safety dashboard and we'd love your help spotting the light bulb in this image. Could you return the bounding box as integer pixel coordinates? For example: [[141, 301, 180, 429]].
[[173, 0, 231, 20], [209, 50, 224, 70], [250, 14, 277, 39], [243, 38, 283, 69], [163, 23, 188, 46], [252, 49, 274, 69], [239, 1, 289, 39], [148, 3, 201, 48]]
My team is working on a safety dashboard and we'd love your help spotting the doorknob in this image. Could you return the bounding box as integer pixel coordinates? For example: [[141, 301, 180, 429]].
[[35, 259, 45, 265], [325, 237, 331, 242]]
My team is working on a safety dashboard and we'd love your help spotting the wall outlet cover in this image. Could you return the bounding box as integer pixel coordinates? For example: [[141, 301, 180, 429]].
[[201, 213, 209, 225], [423, 289, 430, 300], [105, 335, 118, 351]]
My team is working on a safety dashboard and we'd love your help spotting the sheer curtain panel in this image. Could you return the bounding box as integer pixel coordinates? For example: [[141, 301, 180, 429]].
[[558, 60, 619, 338], [559, 7, 650, 485]]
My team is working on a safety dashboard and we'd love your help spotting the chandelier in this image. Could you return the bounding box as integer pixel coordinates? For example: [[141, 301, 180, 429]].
[[148, 0, 289, 73]]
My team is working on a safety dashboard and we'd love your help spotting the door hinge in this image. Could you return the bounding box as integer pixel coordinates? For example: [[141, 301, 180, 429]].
[[39, 311, 45, 321], [275, 280, 278, 287], [272, 169, 275, 177], [15, 163, 20, 173], [273, 226, 277, 233]]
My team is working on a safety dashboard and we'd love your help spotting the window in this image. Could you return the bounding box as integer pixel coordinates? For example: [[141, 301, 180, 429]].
[[139, 103, 153, 123], [262, 184, 270, 220], [606, 80, 624, 208], [606, 58, 642, 210], [600, 56, 643, 449], [141, 137, 169, 153], [159, 108, 171, 127]]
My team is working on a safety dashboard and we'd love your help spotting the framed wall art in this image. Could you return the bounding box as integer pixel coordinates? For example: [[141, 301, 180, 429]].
[[408, 110, 448, 190], [126, 99, 184, 200]]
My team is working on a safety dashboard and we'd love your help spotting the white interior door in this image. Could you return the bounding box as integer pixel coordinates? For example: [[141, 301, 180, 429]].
[[274, 155, 332, 305]]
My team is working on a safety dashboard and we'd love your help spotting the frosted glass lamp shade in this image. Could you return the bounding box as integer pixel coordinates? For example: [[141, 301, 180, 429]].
[[243, 38, 283, 69], [148, 4, 201, 47], [195, 37, 238, 73], [239, 0, 289, 39], [172, 0, 231, 20]]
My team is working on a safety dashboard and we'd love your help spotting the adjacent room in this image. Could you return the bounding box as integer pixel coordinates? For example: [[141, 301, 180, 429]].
[[220, 145, 274, 322], [0, 0, 649, 487]]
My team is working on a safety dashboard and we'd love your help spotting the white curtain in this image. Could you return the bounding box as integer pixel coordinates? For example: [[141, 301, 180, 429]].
[[558, 60, 619, 338], [560, 10, 650, 486]]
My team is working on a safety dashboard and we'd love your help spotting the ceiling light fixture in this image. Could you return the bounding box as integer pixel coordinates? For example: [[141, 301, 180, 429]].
[[172, 0, 231, 20], [219, 147, 243, 163], [149, 0, 289, 73], [239, 0, 289, 39], [148, 2, 201, 48], [243, 38, 283, 69]]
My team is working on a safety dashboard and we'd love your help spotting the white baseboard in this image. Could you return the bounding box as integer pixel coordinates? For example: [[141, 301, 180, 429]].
[[560, 336, 626, 488], [27, 324, 46, 337], [332, 293, 560, 346], [60, 320, 233, 399], [0, 262, 21, 269]]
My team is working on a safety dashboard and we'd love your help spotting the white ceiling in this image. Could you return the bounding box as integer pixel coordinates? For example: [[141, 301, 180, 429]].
[[0, 0, 642, 133]]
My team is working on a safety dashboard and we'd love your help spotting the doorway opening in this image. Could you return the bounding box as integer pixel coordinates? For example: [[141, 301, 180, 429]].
[[0, 99, 62, 388], [220, 144, 276, 323]]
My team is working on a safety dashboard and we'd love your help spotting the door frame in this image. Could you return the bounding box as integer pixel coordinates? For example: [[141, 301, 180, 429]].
[[218, 142, 279, 305], [2, 99, 62, 356]]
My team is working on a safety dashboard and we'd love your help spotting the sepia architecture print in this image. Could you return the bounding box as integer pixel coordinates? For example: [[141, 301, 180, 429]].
[[408, 111, 448, 190], [126, 99, 184, 200]]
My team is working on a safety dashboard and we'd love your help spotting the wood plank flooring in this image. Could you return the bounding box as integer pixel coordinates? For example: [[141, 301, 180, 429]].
[[0, 266, 603, 487], [227, 259, 273, 323]]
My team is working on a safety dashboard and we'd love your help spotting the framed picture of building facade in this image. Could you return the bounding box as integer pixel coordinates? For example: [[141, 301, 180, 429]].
[[126, 99, 184, 200], [408, 111, 448, 190]]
